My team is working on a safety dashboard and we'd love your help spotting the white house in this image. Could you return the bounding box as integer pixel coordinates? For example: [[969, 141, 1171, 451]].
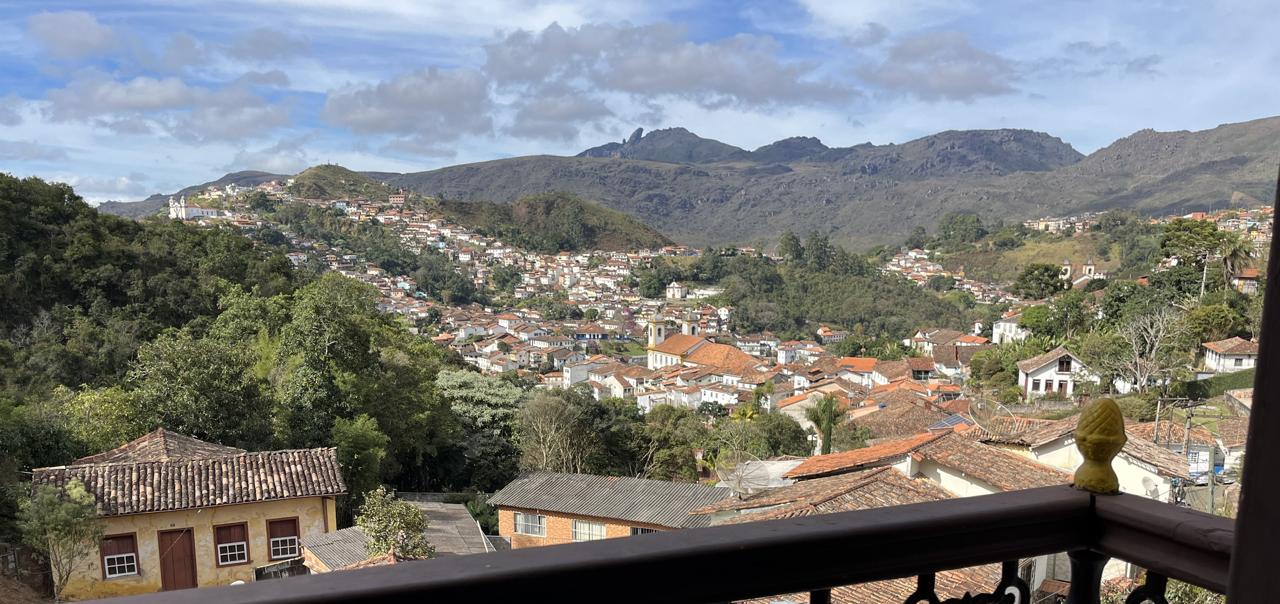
[[1202, 337, 1259, 374], [1016, 346, 1098, 399], [992, 312, 1030, 345]]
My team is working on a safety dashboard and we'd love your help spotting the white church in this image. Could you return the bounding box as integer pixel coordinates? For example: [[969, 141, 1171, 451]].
[[168, 196, 222, 220]]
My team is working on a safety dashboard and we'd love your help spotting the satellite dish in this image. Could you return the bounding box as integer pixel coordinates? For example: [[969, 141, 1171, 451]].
[[715, 449, 766, 498], [964, 392, 1021, 440]]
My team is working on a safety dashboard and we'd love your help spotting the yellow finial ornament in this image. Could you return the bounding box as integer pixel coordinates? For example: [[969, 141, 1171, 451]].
[[1073, 398, 1126, 494]]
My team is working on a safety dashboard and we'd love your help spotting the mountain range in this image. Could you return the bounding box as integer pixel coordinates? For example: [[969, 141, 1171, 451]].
[[99, 117, 1280, 249]]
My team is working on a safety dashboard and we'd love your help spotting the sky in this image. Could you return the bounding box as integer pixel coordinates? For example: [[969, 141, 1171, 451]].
[[1, 1, 1278, 203]]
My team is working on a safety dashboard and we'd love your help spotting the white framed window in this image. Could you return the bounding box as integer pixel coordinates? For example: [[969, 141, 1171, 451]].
[[269, 536, 299, 559], [215, 523, 249, 566], [218, 541, 248, 565], [571, 520, 605, 542], [268, 518, 300, 560], [104, 553, 138, 578], [101, 534, 138, 579], [514, 512, 546, 536]]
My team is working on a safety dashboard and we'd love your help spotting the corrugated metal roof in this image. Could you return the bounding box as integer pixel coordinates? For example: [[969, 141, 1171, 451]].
[[300, 526, 369, 570], [488, 472, 731, 529]]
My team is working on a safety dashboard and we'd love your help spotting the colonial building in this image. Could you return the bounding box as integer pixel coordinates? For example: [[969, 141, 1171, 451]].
[[488, 473, 730, 549], [1016, 346, 1098, 399], [31, 429, 344, 600], [1202, 336, 1259, 374]]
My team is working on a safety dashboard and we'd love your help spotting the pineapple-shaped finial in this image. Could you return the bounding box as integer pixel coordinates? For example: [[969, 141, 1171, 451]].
[[1074, 398, 1126, 494]]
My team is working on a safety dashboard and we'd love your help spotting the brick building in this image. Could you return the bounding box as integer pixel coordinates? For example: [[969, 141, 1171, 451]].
[[488, 473, 730, 549]]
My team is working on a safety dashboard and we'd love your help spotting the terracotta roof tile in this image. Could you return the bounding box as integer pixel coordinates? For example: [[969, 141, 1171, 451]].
[[912, 433, 1071, 491], [1015, 346, 1077, 373], [784, 432, 948, 479], [648, 334, 705, 356], [34, 446, 345, 517], [1202, 337, 1259, 355], [72, 428, 245, 465]]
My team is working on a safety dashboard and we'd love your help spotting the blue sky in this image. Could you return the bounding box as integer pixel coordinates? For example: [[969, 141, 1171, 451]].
[[1, 0, 1278, 202]]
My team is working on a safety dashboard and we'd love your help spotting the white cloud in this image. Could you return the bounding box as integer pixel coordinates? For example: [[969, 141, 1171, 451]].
[[26, 11, 119, 59], [322, 67, 494, 146], [225, 138, 313, 173], [0, 139, 70, 162], [44, 71, 291, 142], [53, 173, 151, 199], [46, 73, 196, 120], [226, 28, 310, 61], [487, 22, 857, 110], [0, 95, 25, 126], [859, 32, 1018, 101]]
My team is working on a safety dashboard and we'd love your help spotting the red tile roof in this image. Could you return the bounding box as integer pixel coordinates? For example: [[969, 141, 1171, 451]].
[[784, 432, 948, 479], [648, 333, 705, 355], [1202, 336, 1258, 355]]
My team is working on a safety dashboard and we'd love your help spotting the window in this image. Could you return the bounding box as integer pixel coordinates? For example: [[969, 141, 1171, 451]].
[[267, 518, 299, 560], [1058, 357, 1072, 373], [571, 520, 606, 542], [101, 534, 138, 579], [1235, 358, 1244, 367], [215, 523, 249, 566], [1031, 379, 1041, 392], [630, 527, 657, 536], [513, 512, 546, 537]]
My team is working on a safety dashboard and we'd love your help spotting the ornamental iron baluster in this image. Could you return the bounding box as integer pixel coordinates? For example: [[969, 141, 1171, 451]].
[[902, 561, 1029, 604], [1124, 573, 1169, 604]]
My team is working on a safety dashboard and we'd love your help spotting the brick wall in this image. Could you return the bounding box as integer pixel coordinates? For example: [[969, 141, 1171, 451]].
[[497, 508, 669, 549]]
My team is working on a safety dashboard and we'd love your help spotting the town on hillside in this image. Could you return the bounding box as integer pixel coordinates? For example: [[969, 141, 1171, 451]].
[[3, 168, 1262, 604]]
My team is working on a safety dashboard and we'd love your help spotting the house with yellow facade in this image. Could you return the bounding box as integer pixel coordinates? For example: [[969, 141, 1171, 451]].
[[31, 429, 345, 600]]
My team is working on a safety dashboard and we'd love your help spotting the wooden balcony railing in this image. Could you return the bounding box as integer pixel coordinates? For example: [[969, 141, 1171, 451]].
[[95, 485, 1231, 604]]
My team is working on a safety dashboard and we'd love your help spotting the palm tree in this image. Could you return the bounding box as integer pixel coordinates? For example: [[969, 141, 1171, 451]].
[[1219, 232, 1256, 287], [804, 394, 847, 455]]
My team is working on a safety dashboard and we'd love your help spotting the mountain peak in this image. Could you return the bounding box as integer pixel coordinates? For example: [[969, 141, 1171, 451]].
[[577, 127, 744, 163]]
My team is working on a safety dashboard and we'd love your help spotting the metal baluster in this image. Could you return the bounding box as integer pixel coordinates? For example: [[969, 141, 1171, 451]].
[[1066, 549, 1110, 604], [903, 573, 941, 604], [809, 588, 831, 604], [1124, 573, 1169, 604]]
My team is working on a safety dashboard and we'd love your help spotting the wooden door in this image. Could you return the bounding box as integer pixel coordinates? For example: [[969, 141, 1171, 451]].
[[157, 529, 198, 591]]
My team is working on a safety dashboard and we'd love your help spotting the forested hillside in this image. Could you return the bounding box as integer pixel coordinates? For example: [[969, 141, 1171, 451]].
[[1, 174, 814, 540], [431, 192, 672, 253]]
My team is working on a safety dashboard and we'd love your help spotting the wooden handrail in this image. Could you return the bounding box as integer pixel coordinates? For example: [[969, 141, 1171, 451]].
[[90, 485, 1231, 604]]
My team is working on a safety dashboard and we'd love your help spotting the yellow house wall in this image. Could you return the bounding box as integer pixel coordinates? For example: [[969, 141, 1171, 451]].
[[62, 496, 337, 601]]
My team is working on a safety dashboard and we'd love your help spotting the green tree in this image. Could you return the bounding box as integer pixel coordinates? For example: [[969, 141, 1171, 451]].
[[804, 394, 847, 455], [804, 232, 834, 271], [904, 226, 929, 250], [127, 330, 271, 448], [1218, 231, 1256, 283], [936, 212, 988, 244], [20, 480, 103, 602], [926, 275, 956, 291], [436, 370, 523, 490], [778, 231, 804, 263], [1012, 263, 1068, 300], [1184, 304, 1245, 343], [332, 414, 390, 517], [356, 486, 434, 559], [831, 421, 872, 452]]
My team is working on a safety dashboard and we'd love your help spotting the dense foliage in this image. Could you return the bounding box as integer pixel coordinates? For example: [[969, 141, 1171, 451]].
[[433, 192, 671, 253], [637, 238, 968, 340], [268, 204, 480, 304]]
